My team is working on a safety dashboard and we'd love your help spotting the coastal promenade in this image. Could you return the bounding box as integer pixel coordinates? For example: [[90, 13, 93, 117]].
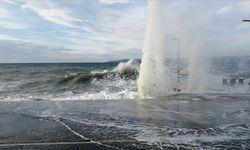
[[0, 94, 249, 149]]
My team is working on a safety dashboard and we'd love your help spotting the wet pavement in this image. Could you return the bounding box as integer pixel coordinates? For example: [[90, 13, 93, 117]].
[[0, 93, 250, 149]]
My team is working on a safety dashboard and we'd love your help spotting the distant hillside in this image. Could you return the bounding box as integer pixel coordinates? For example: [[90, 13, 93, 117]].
[[106, 59, 141, 64], [105, 59, 130, 63]]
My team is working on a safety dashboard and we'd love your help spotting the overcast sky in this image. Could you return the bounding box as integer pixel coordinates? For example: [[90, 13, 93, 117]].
[[0, 0, 250, 63]]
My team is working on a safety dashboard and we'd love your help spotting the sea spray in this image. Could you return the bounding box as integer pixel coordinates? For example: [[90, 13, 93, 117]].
[[187, 40, 210, 93], [187, 46, 204, 92], [138, 0, 169, 98]]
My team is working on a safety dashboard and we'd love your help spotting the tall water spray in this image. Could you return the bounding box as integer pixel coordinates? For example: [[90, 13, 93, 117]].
[[187, 47, 205, 92], [187, 40, 210, 93], [138, 0, 169, 98]]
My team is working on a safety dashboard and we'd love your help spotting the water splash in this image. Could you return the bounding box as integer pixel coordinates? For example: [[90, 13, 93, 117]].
[[187, 44, 205, 92], [138, 0, 170, 98], [187, 40, 211, 93]]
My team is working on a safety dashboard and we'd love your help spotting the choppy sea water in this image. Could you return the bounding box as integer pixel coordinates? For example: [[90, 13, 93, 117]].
[[0, 61, 139, 101], [1, 56, 250, 101]]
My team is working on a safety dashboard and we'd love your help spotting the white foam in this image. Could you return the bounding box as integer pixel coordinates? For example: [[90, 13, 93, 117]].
[[113, 59, 139, 73], [91, 70, 109, 74], [51, 89, 139, 101]]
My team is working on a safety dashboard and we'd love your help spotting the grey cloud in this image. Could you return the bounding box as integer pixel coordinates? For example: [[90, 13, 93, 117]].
[[0, 40, 67, 63], [0, 39, 141, 63]]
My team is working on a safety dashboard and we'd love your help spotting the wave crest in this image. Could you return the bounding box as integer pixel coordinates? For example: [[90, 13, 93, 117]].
[[58, 59, 140, 84]]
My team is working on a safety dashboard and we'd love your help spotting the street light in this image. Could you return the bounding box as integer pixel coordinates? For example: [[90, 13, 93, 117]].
[[242, 20, 250, 22], [172, 38, 180, 83]]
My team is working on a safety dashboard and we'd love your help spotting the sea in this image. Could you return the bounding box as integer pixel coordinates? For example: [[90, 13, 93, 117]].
[[1, 56, 250, 101], [0, 56, 250, 149], [0, 60, 139, 101]]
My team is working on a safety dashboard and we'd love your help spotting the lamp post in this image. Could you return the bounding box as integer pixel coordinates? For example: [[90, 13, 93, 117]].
[[242, 20, 250, 22], [242, 19, 250, 87], [172, 39, 180, 83]]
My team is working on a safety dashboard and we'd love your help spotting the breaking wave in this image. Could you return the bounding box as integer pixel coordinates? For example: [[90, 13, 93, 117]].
[[0, 60, 140, 101], [58, 59, 139, 85]]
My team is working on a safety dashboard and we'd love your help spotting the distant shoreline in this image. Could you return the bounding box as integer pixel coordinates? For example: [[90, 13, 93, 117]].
[[0, 55, 250, 64]]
